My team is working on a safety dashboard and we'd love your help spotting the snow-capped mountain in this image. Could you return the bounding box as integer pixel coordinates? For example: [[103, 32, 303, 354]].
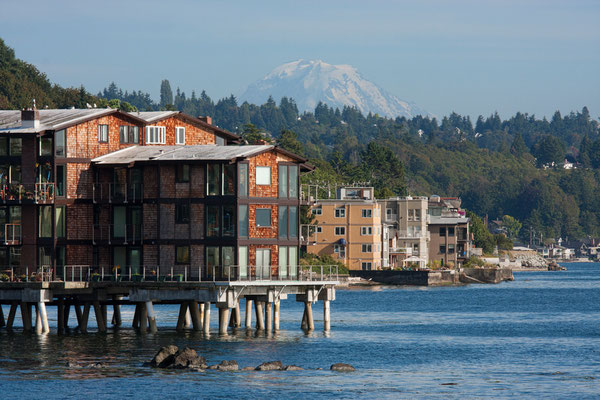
[[239, 59, 429, 118]]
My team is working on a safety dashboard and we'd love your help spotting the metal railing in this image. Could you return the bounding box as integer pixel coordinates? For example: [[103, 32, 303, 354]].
[[93, 183, 143, 203], [0, 266, 53, 282], [395, 230, 430, 239], [92, 224, 143, 244], [0, 183, 55, 203], [3, 223, 21, 245]]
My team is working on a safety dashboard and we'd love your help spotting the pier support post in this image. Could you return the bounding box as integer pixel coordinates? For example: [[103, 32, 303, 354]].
[[0, 304, 4, 328], [202, 302, 211, 334], [218, 307, 229, 335], [112, 296, 122, 327], [74, 302, 85, 333], [132, 304, 141, 330], [57, 298, 65, 335], [63, 302, 71, 331], [304, 302, 314, 331], [176, 302, 188, 332], [265, 302, 273, 333], [35, 304, 42, 334], [20, 302, 32, 332], [93, 301, 107, 333], [234, 301, 242, 328], [39, 301, 49, 334], [255, 301, 265, 331], [101, 304, 108, 330], [199, 303, 205, 326], [323, 300, 331, 332], [82, 303, 91, 332], [190, 301, 202, 331], [7, 302, 17, 330], [139, 303, 148, 334], [301, 307, 308, 330], [274, 300, 280, 332], [185, 307, 192, 329], [245, 299, 253, 329], [146, 301, 157, 334]]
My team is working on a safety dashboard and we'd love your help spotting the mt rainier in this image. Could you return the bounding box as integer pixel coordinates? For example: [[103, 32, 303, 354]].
[[239, 59, 429, 118]]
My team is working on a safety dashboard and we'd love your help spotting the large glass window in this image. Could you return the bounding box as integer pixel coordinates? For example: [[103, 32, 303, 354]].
[[145, 126, 165, 144], [279, 165, 288, 198], [39, 137, 52, 156], [9, 138, 21, 156], [55, 130, 65, 157], [223, 205, 235, 237], [238, 163, 248, 197], [207, 164, 220, 195], [289, 206, 297, 238], [277, 205, 298, 239], [206, 246, 220, 266], [0, 138, 7, 156], [256, 208, 271, 227], [238, 246, 248, 279], [289, 165, 298, 198], [256, 166, 271, 185], [238, 205, 248, 237], [38, 206, 52, 238], [206, 205, 220, 237], [279, 246, 288, 279], [223, 164, 236, 195], [176, 164, 190, 183], [279, 206, 288, 239], [56, 165, 65, 197], [278, 164, 298, 198], [176, 203, 190, 224], [56, 206, 65, 238], [98, 124, 109, 143], [222, 247, 234, 267], [289, 246, 298, 279]]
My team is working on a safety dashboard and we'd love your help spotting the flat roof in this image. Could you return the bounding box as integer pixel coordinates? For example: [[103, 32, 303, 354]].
[[428, 216, 469, 225]]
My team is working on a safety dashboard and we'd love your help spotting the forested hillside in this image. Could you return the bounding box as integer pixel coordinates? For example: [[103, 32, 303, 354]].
[[2, 37, 599, 242]]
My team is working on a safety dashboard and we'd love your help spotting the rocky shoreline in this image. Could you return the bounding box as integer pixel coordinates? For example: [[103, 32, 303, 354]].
[[147, 345, 355, 372]]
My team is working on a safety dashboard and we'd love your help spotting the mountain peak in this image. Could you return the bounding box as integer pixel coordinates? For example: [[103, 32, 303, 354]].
[[241, 60, 429, 118]]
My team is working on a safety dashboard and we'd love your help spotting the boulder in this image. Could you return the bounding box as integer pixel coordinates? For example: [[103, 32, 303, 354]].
[[330, 363, 355, 372], [283, 365, 303, 371], [255, 361, 283, 371], [150, 345, 179, 368], [168, 347, 207, 369], [216, 360, 239, 371]]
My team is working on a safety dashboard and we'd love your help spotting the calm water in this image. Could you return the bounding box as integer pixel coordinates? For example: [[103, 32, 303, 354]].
[[0, 263, 599, 399]]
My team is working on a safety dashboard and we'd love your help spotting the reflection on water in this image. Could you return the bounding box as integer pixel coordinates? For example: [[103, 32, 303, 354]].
[[0, 263, 599, 399]]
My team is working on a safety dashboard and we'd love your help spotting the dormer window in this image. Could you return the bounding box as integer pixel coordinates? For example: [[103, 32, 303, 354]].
[[176, 127, 185, 145]]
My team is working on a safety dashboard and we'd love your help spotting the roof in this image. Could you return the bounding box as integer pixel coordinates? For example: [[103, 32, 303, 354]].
[[0, 109, 116, 133], [127, 111, 179, 123], [92, 145, 275, 165], [428, 216, 469, 225]]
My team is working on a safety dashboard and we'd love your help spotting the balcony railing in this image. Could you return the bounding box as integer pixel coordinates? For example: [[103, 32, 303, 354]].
[[0, 183, 55, 203], [396, 230, 430, 239], [93, 183, 143, 203], [0, 266, 53, 282], [92, 224, 143, 244], [3, 223, 21, 245]]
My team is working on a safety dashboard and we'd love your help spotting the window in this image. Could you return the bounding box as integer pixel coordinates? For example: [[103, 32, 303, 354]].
[[9, 138, 21, 156], [361, 209, 372, 218], [386, 208, 393, 220], [335, 226, 345, 235], [278, 206, 298, 239], [334, 244, 346, 258], [440, 227, 446, 236], [98, 124, 108, 143], [256, 166, 271, 185], [55, 130, 65, 157], [0, 138, 6, 156], [223, 164, 235, 195], [361, 226, 373, 236], [256, 208, 271, 227], [38, 206, 52, 238], [289, 165, 298, 198], [362, 244, 372, 253], [119, 126, 140, 144], [279, 206, 288, 239], [316, 226, 322, 233], [413, 244, 419, 253], [361, 262, 372, 271], [176, 164, 190, 183], [206, 205, 220, 237], [440, 245, 446, 253], [56, 206, 65, 238], [39, 137, 52, 156], [278, 246, 298, 279], [238, 205, 248, 237], [145, 126, 166, 144], [207, 164, 220, 195], [223, 205, 235, 237], [335, 207, 345, 218], [408, 209, 414, 221], [279, 165, 288, 198], [238, 163, 248, 197], [448, 244, 455, 254], [289, 206, 297, 238], [206, 246, 219, 267], [216, 136, 225, 146], [175, 203, 190, 224], [414, 209, 421, 221], [239, 246, 248, 278], [175, 126, 185, 144], [278, 164, 299, 198], [176, 246, 190, 264], [448, 227, 455, 236], [312, 207, 322, 215]]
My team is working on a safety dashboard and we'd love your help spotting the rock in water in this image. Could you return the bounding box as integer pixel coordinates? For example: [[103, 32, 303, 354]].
[[150, 345, 179, 368], [255, 361, 283, 371], [169, 347, 207, 369], [330, 363, 355, 372], [241, 366, 255, 371], [216, 360, 239, 371], [283, 365, 304, 371]]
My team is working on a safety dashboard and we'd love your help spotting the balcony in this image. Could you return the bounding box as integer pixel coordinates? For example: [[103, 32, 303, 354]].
[[396, 230, 430, 239], [92, 224, 143, 244], [3, 223, 21, 245], [0, 183, 55, 204], [93, 183, 143, 204]]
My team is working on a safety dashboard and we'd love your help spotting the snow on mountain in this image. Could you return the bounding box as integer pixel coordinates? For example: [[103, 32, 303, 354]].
[[239, 59, 429, 118]]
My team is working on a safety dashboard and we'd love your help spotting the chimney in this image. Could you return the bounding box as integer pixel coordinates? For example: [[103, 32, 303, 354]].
[[21, 109, 40, 129], [198, 116, 212, 125]]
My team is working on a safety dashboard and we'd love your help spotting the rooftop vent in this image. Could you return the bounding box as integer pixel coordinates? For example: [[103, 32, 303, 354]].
[[21, 109, 40, 129]]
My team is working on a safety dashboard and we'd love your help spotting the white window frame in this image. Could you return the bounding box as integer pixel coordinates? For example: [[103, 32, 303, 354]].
[[334, 244, 346, 258], [335, 207, 345, 218], [312, 207, 322, 215], [361, 244, 372, 253], [145, 126, 166, 144], [361, 209, 372, 218], [256, 166, 271, 185], [316, 226, 322, 233], [98, 124, 108, 143], [361, 262, 372, 270], [361, 226, 373, 236], [334, 226, 345, 236], [175, 126, 186, 145]]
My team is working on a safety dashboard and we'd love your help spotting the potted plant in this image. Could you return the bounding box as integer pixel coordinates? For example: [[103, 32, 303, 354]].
[[91, 273, 101, 282], [132, 274, 144, 282]]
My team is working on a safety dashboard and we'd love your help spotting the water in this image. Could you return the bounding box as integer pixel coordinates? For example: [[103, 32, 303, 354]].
[[0, 263, 598, 399]]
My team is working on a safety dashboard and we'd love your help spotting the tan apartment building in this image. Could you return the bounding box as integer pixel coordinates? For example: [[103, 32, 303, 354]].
[[380, 196, 430, 268], [305, 187, 382, 270], [428, 196, 471, 267]]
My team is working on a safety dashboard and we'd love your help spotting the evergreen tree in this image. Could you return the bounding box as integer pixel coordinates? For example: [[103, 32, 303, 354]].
[[160, 79, 173, 108]]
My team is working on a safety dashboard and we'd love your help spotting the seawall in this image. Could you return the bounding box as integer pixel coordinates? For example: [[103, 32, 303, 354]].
[[349, 268, 513, 286]]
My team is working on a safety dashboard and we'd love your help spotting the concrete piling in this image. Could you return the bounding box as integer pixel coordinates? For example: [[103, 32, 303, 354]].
[[132, 304, 141, 329], [20, 302, 32, 332], [63, 302, 70, 330], [255, 301, 265, 330], [39, 301, 49, 334], [93, 301, 107, 333], [0, 305, 4, 328], [274, 300, 280, 331], [265, 302, 273, 333], [146, 301, 158, 333], [7, 302, 17, 329], [218, 307, 229, 335], [57, 298, 65, 334], [245, 299, 253, 329], [35, 304, 42, 334], [190, 301, 202, 331], [112, 296, 122, 327], [305, 302, 314, 331], [139, 303, 148, 334], [323, 300, 331, 332], [203, 302, 211, 334], [176, 302, 187, 332]]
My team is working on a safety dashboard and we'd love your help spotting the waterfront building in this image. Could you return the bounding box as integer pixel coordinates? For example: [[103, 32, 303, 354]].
[[304, 187, 382, 270], [427, 196, 471, 267], [379, 196, 430, 268]]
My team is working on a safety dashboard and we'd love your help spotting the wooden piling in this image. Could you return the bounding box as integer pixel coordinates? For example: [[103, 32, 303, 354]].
[[7, 302, 17, 329], [93, 301, 106, 333], [190, 301, 202, 331], [245, 299, 253, 329], [255, 301, 265, 330]]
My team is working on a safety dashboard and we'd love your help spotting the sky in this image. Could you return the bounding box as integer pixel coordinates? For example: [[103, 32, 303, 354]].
[[0, 0, 598, 119]]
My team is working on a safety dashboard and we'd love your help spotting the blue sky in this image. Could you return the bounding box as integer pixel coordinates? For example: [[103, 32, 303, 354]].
[[1, 0, 598, 119]]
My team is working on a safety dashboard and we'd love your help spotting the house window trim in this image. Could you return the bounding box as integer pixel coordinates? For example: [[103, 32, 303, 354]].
[[334, 226, 346, 236], [175, 126, 186, 145], [361, 209, 372, 218], [256, 166, 271, 186], [361, 244, 372, 253], [145, 126, 166, 144], [335, 207, 346, 218], [98, 124, 109, 143]]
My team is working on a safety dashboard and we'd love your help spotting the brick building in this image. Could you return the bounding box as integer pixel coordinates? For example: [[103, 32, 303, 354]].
[[0, 108, 307, 279], [427, 196, 471, 267]]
